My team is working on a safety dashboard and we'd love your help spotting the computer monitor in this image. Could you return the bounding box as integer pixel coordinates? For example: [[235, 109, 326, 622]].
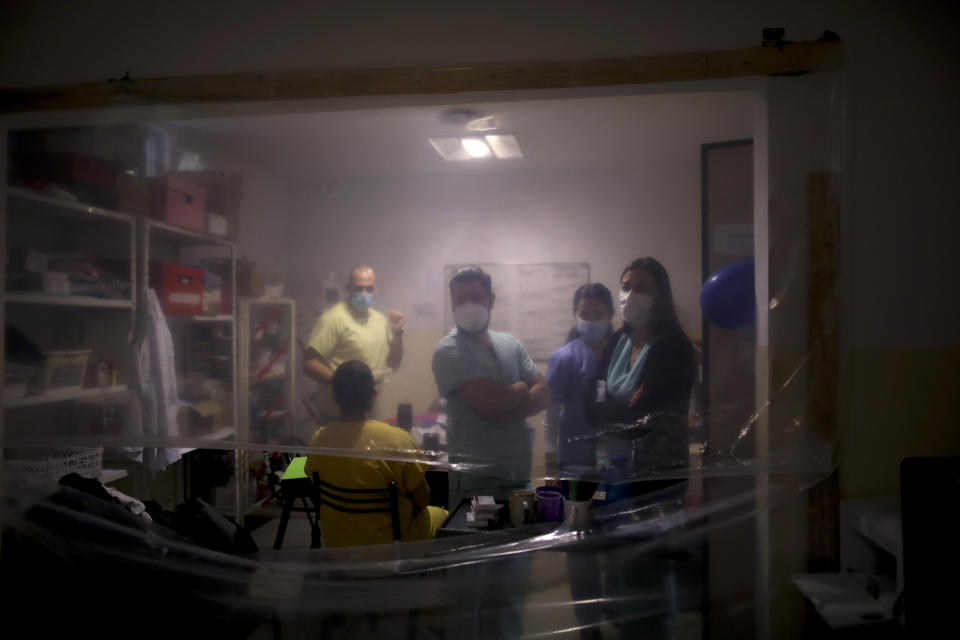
[[900, 457, 960, 634]]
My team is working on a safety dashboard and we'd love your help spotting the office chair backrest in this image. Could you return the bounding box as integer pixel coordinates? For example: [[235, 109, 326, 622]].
[[311, 471, 402, 542]]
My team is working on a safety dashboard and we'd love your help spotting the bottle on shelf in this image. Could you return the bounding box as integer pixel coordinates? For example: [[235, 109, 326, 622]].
[[265, 256, 284, 298]]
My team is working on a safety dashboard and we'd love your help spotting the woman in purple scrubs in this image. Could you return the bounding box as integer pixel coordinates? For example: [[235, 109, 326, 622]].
[[545, 283, 614, 640], [544, 283, 614, 480]]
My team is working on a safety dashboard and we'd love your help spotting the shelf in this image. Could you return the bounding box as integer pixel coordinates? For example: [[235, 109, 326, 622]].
[[178, 426, 237, 454], [100, 468, 128, 484], [4, 385, 130, 409], [166, 314, 234, 323], [4, 292, 134, 309], [146, 219, 235, 247], [7, 186, 135, 225]]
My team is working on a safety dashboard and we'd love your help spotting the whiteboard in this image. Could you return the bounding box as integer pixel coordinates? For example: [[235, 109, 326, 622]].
[[444, 263, 591, 361]]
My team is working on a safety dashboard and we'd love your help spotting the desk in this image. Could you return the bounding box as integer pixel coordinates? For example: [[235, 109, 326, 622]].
[[437, 498, 560, 539], [438, 498, 508, 536]]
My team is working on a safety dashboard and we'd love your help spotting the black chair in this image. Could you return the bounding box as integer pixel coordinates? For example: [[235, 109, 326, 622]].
[[310, 471, 402, 544], [309, 472, 419, 640], [271, 457, 321, 550]]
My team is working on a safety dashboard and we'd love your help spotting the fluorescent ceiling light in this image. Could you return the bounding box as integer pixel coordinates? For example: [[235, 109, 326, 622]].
[[428, 136, 471, 161], [429, 133, 523, 162], [485, 134, 523, 159], [460, 137, 492, 159]]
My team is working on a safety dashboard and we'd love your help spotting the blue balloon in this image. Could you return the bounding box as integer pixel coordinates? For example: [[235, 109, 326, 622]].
[[701, 261, 755, 328]]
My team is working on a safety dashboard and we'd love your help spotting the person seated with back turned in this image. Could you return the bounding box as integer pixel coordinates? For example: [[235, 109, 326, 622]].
[[305, 360, 448, 547]]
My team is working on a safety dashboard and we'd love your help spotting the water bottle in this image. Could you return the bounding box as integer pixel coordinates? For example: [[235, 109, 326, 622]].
[[605, 454, 630, 504]]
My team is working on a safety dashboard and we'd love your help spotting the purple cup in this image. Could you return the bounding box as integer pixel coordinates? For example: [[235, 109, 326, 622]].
[[535, 486, 563, 522]]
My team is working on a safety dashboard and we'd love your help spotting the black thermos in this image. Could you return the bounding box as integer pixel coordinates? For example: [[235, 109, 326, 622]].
[[397, 402, 413, 431]]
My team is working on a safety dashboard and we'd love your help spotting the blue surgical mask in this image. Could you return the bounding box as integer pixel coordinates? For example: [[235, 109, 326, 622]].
[[350, 292, 374, 313], [577, 318, 609, 345]]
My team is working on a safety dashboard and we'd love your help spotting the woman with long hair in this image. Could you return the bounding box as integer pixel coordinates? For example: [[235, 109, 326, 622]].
[[586, 257, 696, 640], [592, 256, 696, 477]]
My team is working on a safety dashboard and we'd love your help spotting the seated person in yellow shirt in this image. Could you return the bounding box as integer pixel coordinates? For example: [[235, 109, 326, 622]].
[[305, 360, 448, 547]]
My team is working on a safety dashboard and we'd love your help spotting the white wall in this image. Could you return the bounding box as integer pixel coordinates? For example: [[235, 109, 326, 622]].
[[283, 154, 736, 413]]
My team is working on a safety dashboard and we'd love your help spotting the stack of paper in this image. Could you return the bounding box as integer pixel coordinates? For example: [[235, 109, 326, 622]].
[[466, 495, 502, 528]]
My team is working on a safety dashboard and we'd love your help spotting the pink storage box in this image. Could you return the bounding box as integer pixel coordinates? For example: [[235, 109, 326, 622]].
[[151, 177, 206, 232]]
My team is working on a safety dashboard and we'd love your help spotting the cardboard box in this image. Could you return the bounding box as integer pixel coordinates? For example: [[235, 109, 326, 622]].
[[24, 250, 47, 272], [151, 176, 206, 232], [116, 172, 152, 217], [207, 213, 227, 236], [236, 260, 264, 297], [165, 171, 242, 240], [202, 288, 222, 315], [42, 271, 71, 295], [179, 399, 226, 436]]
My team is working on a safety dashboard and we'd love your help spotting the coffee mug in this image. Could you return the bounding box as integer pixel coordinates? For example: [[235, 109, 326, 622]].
[[508, 489, 535, 526], [564, 498, 591, 531]]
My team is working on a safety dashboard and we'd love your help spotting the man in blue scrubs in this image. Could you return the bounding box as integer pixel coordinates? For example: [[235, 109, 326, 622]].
[[433, 266, 550, 503], [432, 265, 550, 639]]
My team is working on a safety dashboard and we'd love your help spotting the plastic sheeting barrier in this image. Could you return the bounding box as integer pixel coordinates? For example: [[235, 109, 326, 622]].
[[1, 68, 844, 639]]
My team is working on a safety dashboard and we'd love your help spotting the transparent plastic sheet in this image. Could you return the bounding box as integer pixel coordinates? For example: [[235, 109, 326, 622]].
[[1, 68, 844, 639]]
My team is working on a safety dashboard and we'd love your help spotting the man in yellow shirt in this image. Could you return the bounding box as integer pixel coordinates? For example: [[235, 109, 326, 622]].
[[305, 360, 447, 547], [304, 265, 405, 421]]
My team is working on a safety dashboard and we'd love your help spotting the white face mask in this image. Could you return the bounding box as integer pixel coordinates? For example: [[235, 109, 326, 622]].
[[619, 290, 654, 328], [577, 318, 610, 345], [454, 302, 490, 333]]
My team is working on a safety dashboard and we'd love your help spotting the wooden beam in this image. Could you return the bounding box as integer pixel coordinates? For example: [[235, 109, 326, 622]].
[[807, 172, 841, 573], [0, 39, 842, 113]]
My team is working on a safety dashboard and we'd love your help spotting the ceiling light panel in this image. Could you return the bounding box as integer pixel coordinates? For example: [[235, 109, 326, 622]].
[[460, 136, 492, 159], [428, 136, 471, 161], [485, 134, 523, 159]]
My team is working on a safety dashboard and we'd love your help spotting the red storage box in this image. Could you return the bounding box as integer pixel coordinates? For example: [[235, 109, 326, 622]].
[[150, 177, 206, 232], [152, 263, 204, 315], [17, 153, 119, 209]]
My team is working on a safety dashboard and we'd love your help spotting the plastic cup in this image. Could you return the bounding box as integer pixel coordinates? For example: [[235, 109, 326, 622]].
[[535, 487, 563, 522]]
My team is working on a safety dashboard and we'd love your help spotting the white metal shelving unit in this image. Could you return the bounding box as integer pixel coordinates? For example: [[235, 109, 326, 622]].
[[5, 293, 134, 309], [238, 296, 296, 519], [5, 384, 130, 409], [3, 187, 137, 485], [140, 217, 243, 518], [3, 187, 245, 514]]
